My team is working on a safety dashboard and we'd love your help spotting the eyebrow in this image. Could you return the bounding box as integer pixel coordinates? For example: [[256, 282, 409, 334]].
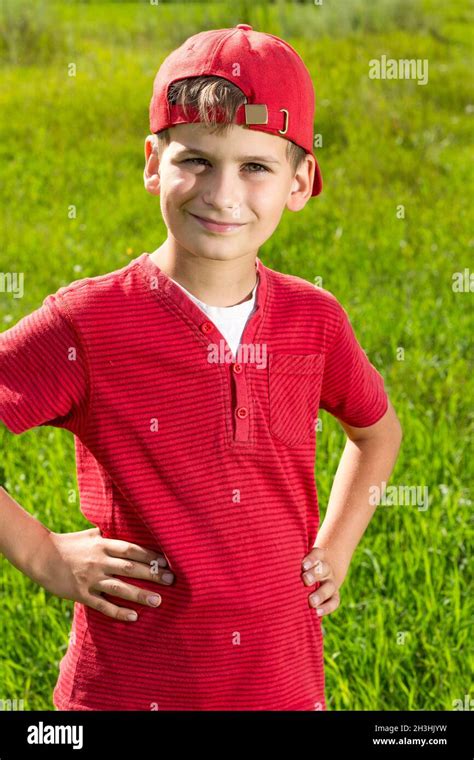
[[175, 147, 282, 164]]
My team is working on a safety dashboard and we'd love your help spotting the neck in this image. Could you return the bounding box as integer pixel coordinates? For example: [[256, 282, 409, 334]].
[[149, 241, 258, 307]]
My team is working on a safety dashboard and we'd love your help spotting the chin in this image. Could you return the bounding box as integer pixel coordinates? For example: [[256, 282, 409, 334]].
[[179, 238, 239, 257]]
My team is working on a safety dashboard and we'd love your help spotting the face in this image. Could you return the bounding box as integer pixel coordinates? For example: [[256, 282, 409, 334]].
[[144, 123, 315, 264]]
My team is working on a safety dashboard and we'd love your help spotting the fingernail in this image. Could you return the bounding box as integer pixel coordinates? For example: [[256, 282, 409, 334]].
[[316, 608, 324, 616], [303, 560, 312, 570], [306, 572, 315, 583], [156, 557, 167, 567], [162, 572, 174, 584], [147, 595, 161, 606], [127, 612, 138, 621], [312, 594, 320, 607]]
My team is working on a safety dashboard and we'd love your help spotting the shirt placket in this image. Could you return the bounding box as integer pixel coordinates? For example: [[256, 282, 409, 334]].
[[141, 254, 268, 445]]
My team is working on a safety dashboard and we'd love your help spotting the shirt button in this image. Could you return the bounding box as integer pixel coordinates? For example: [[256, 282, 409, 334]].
[[200, 321, 214, 334], [233, 363, 243, 374], [236, 24, 253, 31], [236, 406, 248, 419]]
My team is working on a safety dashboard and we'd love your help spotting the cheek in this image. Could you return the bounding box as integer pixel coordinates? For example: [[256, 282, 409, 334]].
[[162, 168, 197, 199], [249, 178, 286, 210], [160, 176, 193, 223], [249, 183, 286, 230]]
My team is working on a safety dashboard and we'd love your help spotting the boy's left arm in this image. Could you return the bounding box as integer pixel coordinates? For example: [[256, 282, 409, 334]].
[[301, 398, 403, 616]]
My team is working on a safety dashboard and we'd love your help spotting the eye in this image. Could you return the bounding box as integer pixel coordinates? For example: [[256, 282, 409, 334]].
[[245, 163, 270, 173], [182, 158, 270, 173], [183, 158, 210, 166]]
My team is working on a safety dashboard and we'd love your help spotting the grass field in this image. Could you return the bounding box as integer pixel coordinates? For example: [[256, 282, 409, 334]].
[[0, 0, 473, 711]]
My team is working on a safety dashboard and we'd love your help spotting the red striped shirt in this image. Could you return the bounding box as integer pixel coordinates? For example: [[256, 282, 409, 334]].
[[0, 252, 388, 710]]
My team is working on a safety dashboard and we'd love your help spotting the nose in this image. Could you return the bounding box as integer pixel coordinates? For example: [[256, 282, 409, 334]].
[[202, 166, 243, 212]]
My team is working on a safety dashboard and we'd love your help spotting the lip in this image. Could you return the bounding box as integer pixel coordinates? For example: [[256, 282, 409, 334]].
[[188, 212, 246, 233]]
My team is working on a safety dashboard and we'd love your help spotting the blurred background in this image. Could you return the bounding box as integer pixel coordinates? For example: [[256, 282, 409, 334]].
[[0, 0, 472, 710]]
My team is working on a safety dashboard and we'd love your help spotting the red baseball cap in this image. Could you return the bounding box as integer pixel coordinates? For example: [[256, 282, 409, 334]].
[[149, 23, 323, 196]]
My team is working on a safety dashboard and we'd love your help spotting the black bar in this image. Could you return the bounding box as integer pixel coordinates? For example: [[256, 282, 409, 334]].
[[0, 709, 471, 756]]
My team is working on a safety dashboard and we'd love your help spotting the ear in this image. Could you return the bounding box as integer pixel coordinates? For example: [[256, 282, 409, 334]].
[[144, 135, 161, 196], [286, 154, 316, 212]]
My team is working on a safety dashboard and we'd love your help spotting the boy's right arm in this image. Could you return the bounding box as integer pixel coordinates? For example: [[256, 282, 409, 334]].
[[1, 293, 175, 621], [1, 293, 176, 621], [0, 485, 175, 621], [0, 485, 53, 585]]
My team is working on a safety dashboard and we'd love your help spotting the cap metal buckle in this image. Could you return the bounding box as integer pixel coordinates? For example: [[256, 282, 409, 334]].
[[279, 108, 289, 135], [243, 104, 289, 135], [244, 104, 268, 125]]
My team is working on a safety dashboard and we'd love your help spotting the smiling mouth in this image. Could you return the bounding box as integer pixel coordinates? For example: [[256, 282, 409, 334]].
[[188, 212, 246, 232]]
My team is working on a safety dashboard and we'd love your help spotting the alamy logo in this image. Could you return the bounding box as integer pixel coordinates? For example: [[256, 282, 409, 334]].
[[369, 55, 429, 85], [0, 271, 24, 299], [207, 339, 268, 368], [27, 721, 83, 750]]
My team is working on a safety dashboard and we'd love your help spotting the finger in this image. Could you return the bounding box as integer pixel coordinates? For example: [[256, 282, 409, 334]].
[[102, 538, 168, 568], [311, 592, 341, 617], [104, 557, 175, 586], [302, 546, 329, 573], [302, 558, 331, 586], [302, 546, 326, 570], [84, 591, 142, 622], [308, 580, 336, 608], [95, 578, 162, 607]]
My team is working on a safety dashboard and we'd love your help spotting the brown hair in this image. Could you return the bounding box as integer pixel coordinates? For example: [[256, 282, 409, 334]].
[[153, 75, 307, 174]]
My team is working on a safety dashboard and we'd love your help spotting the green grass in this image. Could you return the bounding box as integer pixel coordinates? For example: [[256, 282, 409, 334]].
[[0, 0, 473, 711]]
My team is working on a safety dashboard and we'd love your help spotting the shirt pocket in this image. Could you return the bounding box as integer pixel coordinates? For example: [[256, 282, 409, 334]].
[[268, 353, 325, 447]]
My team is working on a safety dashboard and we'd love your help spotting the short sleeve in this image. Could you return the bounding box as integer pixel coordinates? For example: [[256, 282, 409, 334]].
[[319, 303, 388, 427], [0, 294, 89, 435]]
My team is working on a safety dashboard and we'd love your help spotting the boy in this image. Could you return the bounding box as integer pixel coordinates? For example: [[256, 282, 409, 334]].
[[0, 24, 402, 711]]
